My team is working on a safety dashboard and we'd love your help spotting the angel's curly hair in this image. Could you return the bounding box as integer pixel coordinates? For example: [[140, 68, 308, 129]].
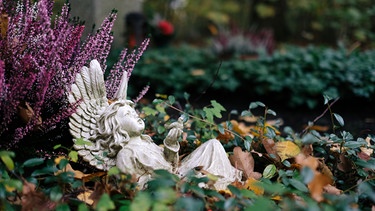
[[91, 100, 133, 157]]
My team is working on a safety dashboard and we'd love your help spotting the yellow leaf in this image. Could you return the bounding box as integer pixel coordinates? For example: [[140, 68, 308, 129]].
[[361, 137, 373, 156], [5, 184, 16, 192], [244, 177, 264, 195], [191, 69, 205, 76], [54, 156, 66, 165], [77, 190, 94, 205], [275, 141, 300, 161]]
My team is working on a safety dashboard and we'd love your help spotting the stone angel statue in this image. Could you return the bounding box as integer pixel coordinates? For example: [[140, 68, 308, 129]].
[[68, 60, 242, 189]]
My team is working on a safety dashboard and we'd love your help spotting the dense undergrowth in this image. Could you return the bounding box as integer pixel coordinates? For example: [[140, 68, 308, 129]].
[[1, 96, 374, 210], [122, 44, 375, 108]]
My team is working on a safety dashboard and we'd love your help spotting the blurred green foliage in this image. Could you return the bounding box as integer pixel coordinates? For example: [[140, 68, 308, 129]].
[[123, 44, 375, 108], [142, 0, 375, 46]]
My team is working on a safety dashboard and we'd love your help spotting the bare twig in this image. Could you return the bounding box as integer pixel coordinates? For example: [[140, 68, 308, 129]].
[[301, 97, 340, 135]]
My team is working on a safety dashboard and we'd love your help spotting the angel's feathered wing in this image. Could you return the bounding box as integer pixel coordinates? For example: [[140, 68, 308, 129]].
[[68, 59, 115, 170]]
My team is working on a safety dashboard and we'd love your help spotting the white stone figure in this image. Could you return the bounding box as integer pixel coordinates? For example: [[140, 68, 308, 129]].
[[68, 59, 242, 190]]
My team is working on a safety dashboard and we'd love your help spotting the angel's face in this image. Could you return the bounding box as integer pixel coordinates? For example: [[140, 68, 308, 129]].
[[116, 105, 145, 136]]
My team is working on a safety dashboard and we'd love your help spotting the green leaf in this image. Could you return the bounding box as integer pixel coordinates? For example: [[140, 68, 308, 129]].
[[153, 188, 177, 204], [6, 179, 23, 191], [55, 204, 70, 211], [333, 113, 344, 126], [96, 193, 115, 211], [217, 124, 225, 134], [78, 203, 89, 211], [23, 158, 44, 167], [50, 186, 63, 202], [142, 107, 158, 116], [266, 109, 276, 116], [301, 166, 315, 184], [174, 197, 204, 211], [244, 139, 251, 151], [0, 154, 14, 171], [168, 95, 175, 104], [53, 144, 62, 150], [240, 110, 252, 117], [288, 178, 309, 192], [249, 101, 265, 109], [355, 159, 375, 170], [130, 192, 151, 211], [75, 138, 93, 146], [68, 151, 78, 162], [263, 164, 277, 179], [203, 101, 226, 123], [211, 100, 225, 111], [108, 166, 120, 176]]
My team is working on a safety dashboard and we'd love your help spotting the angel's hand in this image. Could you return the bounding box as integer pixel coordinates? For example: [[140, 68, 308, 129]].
[[164, 117, 184, 145]]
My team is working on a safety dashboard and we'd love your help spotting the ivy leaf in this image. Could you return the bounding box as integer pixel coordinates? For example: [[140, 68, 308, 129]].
[[68, 151, 78, 162], [75, 138, 93, 146], [203, 100, 226, 123]]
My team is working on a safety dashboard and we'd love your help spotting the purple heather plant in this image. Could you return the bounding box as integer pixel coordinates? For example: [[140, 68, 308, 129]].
[[0, 0, 150, 147]]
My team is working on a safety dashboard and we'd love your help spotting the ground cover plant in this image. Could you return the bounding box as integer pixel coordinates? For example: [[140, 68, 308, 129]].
[[128, 44, 375, 108], [0, 0, 374, 210], [1, 96, 374, 210]]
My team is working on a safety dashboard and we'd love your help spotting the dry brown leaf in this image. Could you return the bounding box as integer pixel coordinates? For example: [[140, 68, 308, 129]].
[[337, 154, 353, 172], [0, 13, 8, 38], [17, 102, 42, 130], [301, 144, 313, 157], [305, 125, 330, 132], [21, 180, 56, 211], [82, 172, 107, 183], [295, 154, 319, 170], [308, 173, 332, 202], [191, 69, 205, 76], [323, 184, 342, 195], [216, 130, 234, 144], [357, 151, 371, 161], [89, 182, 107, 207], [239, 115, 258, 123], [55, 163, 87, 179], [262, 138, 280, 162], [217, 120, 253, 143], [295, 153, 337, 202], [229, 146, 258, 179], [274, 141, 300, 161], [243, 177, 264, 195], [360, 137, 373, 156], [77, 190, 94, 205]]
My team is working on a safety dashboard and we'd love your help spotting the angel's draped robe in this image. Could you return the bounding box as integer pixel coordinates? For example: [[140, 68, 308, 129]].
[[116, 135, 242, 189]]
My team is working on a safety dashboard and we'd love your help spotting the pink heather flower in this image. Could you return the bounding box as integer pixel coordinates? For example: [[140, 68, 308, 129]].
[[0, 0, 149, 145], [133, 85, 150, 104], [105, 37, 150, 99]]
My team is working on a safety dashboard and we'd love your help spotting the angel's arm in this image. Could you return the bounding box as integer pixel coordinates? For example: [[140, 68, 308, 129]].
[[163, 117, 183, 172]]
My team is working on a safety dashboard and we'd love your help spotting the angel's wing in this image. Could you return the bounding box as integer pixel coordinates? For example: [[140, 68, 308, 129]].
[[68, 59, 115, 170]]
